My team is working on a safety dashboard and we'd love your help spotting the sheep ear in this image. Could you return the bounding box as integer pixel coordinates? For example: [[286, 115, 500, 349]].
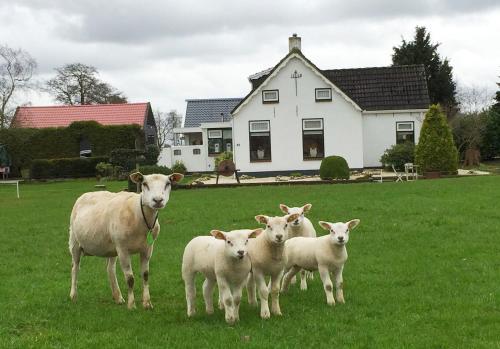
[[248, 228, 263, 239], [210, 230, 226, 240], [255, 215, 269, 224], [279, 204, 289, 214], [130, 172, 144, 184], [286, 213, 300, 223], [347, 219, 360, 231], [319, 221, 331, 231], [302, 203, 312, 213], [169, 173, 184, 184]]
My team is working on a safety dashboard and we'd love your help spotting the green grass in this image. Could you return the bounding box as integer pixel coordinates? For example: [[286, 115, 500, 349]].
[[0, 177, 499, 348]]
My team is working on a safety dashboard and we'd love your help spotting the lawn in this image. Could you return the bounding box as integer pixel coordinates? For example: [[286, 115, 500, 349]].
[[0, 177, 499, 348]]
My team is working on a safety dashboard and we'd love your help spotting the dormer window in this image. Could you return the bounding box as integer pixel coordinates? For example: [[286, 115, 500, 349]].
[[315, 88, 332, 102], [262, 90, 279, 103]]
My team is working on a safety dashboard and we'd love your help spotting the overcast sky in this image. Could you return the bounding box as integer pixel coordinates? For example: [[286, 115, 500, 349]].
[[1, 0, 499, 116]]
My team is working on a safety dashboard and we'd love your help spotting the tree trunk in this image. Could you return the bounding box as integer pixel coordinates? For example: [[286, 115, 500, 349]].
[[463, 147, 480, 167]]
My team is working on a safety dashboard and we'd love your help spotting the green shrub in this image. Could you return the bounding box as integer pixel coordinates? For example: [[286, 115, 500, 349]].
[[172, 160, 187, 174], [380, 142, 416, 170], [31, 156, 108, 179], [415, 105, 459, 173], [214, 151, 233, 168], [144, 145, 160, 165], [109, 148, 145, 171], [96, 162, 114, 178], [319, 156, 350, 180], [290, 172, 302, 178]]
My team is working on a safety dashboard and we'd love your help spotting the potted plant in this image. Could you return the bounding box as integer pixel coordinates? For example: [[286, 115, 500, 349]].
[[257, 147, 265, 160]]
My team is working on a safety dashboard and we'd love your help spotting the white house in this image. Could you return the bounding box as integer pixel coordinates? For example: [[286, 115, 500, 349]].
[[160, 34, 430, 175]]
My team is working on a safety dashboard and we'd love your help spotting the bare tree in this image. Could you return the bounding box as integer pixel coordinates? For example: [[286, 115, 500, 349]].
[[457, 84, 494, 114], [46, 63, 127, 105], [0, 45, 37, 129], [155, 109, 182, 148]]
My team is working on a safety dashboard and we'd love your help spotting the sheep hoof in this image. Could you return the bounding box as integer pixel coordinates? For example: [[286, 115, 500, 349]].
[[143, 301, 153, 310], [300, 284, 308, 291], [337, 297, 345, 304], [260, 309, 271, 319], [70, 293, 77, 302], [271, 309, 282, 316], [218, 301, 224, 310], [187, 309, 196, 317], [327, 300, 336, 306], [127, 302, 136, 310], [115, 296, 125, 305], [206, 307, 214, 315], [226, 315, 236, 325]]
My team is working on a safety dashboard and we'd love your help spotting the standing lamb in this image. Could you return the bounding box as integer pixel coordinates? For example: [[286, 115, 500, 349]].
[[281, 219, 360, 306], [279, 203, 317, 290], [182, 228, 262, 324], [69, 171, 183, 309], [247, 213, 300, 319]]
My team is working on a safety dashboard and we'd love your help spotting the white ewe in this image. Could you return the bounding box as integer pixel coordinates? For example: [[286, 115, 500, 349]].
[[182, 228, 262, 324], [246, 213, 300, 319], [279, 203, 317, 290], [69, 171, 183, 309], [281, 219, 360, 305]]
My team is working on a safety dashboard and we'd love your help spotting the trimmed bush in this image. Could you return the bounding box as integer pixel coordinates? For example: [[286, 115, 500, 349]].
[[31, 156, 108, 179], [415, 105, 459, 173], [144, 145, 160, 165], [319, 156, 350, 180], [109, 148, 145, 171], [380, 142, 415, 170], [172, 160, 187, 174]]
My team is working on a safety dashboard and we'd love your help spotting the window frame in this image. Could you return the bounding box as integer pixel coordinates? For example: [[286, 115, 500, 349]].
[[207, 128, 232, 155], [262, 89, 279, 104], [173, 149, 181, 156], [302, 118, 325, 160], [315, 88, 332, 102], [248, 120, 272, 162], [192, 148, 201, 155], [395, 121, 415, 144]]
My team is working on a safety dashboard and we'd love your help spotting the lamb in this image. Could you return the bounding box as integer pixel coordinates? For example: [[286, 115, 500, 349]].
[[69, 171, 183, 309], [279, 203, 317, 290], [182, 228, 262, 325], [246, 213, 300, 319], [281, 219, 360, 306]]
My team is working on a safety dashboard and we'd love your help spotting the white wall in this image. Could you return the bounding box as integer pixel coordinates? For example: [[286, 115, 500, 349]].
[[233, 56, 364, 173], [362, 111, 424, 167], [158, 145, 213, 172]]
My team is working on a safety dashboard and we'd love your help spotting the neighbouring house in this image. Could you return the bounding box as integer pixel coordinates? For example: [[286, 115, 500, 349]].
[[160, 34, 430, 175], [12, 103, 157, 156]]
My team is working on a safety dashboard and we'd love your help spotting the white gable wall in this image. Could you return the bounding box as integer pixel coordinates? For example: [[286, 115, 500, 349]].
[[233, 56, 364, 173], [362, 111, 424, 167]]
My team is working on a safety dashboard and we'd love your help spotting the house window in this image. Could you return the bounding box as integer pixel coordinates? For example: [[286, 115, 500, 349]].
[[315, 88, 332, 102], [396, 122, 415, 144], [208, 128, 232, 155], [193, 148, 201, 155], [302, 119, 324, 160], [249, 121, 271, 162], [173, 149, 181, 156], [262, 90, 279, 103]]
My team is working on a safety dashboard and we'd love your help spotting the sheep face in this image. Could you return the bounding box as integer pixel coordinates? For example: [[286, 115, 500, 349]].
[[255, 214, 300, 244], [211, 229, 263, 259], [130, 172, 184, 210], [279, 203, 312, 227], [319, 219, 360, 246]]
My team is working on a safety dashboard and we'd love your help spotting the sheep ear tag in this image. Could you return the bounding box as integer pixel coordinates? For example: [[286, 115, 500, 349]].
[[147, 230, 155, 245]]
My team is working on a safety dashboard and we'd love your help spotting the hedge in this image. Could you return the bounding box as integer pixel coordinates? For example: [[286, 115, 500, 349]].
[[30, 156, 109, 179], [319, 155, 350, 180], [0, 121, 142, 176]]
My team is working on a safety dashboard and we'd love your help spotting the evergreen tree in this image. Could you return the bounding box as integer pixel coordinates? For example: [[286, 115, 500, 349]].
[[392, 27, 457, 114], [480, 79, 500, 159], [415, 104, 459, 173]]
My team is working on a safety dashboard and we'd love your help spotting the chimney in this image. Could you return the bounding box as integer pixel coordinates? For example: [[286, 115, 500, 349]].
[[289, 33, 301, 52]]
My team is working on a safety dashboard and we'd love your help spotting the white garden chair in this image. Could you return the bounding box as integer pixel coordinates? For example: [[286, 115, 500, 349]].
[[391, 165, 404, 182]]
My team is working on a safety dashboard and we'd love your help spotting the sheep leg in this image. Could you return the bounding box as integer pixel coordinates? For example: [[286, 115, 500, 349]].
[[300, 269, 308, 291], [233, 283, 244, 322], [218, 287, 224, 310], [307, 271, 314, 280], [290, 275, 297, 285], [334, 266, 345, 303], [117, 249, 136, 310], [218, 278, 235, 325], [69, 242, 82, 302], [281, 266, 300, 292], [140, 249, 153, 309], [254, 271, 270, 319], [319, 266, 335, 306], [183, 271, 196, 317], [203, 278, 216, 314], [270, 271, 283, 316], [246, 272, 258, 306], [107, 257, 124, 304]]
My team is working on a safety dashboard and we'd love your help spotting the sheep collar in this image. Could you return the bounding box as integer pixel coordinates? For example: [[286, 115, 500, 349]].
[[140, 196, 159, 245]]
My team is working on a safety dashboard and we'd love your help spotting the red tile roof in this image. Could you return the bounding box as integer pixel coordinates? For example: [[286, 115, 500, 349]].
[[12, 103, 150, 128]]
